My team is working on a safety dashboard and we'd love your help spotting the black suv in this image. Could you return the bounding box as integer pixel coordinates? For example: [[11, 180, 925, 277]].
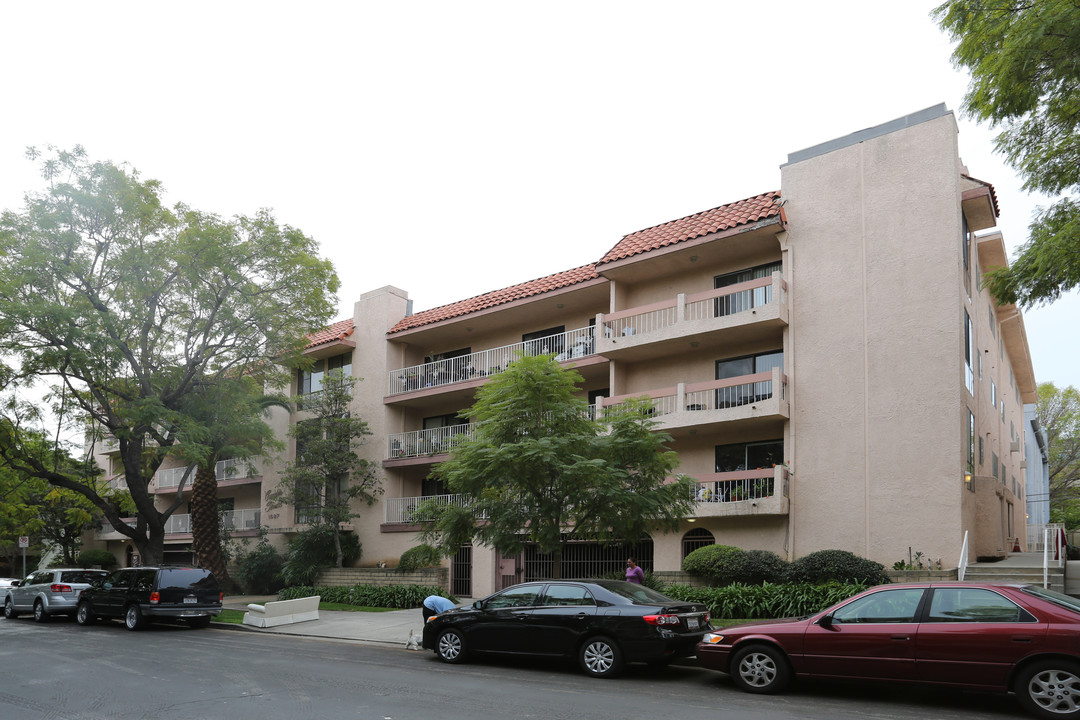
[[76, 566, 222, 630]]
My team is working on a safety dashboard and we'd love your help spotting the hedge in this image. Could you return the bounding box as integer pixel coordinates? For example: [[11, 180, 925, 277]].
[[662, 581, 869, 620], [278, 583, 455, 608]]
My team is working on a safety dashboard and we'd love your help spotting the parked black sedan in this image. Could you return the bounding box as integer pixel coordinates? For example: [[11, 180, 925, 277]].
[[422, 579, 709, 677]]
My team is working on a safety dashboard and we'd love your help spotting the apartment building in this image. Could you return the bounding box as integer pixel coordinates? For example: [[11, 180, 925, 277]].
[[92, 105, 1036, 597]]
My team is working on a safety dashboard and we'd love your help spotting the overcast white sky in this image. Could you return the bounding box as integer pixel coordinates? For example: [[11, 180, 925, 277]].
[[1, 1, 1076, 390]]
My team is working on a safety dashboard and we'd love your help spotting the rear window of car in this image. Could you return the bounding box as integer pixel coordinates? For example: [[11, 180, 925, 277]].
[[1022, 586, 1080, 615], [594, 581, 676, 605], [59, 571, 107, 584], [157, 569, 217, 592]]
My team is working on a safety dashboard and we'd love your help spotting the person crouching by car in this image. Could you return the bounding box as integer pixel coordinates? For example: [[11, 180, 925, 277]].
[[422, 594, 456, 621]]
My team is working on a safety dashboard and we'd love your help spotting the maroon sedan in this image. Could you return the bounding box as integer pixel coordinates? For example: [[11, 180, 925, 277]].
[[696, 582, 1080, 719]]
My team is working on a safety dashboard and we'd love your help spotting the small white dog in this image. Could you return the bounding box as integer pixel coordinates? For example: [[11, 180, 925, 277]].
[[405, 629, 422, 650]]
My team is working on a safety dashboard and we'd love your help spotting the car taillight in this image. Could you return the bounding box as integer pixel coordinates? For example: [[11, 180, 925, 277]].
[[219, 592, 223, 602], [643, 614, 681, 626], [50, 584, 73, 593], [150, 591, 160, 605]]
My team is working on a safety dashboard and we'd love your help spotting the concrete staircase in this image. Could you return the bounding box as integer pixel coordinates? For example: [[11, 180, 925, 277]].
[[963, 552, 1066, 593]]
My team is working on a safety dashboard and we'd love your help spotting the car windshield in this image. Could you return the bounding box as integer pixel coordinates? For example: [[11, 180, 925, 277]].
[[590, 580, 676, 605], [1021, 585, 1080, 615]]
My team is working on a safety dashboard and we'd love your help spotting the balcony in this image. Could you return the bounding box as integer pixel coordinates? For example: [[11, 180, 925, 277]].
[[163, 509, 261, 535], [601, 367, 789, 435], [386, 325, 598, 399], [384, 493, 473, 524], [386, 424, 474, 463], [689, 466, 790, 518], [154, 458, 256, 492], [96, 518, 136, 540], [597, 273, 787, 362]]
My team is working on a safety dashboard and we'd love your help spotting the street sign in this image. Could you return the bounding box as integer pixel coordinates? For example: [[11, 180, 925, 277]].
[[18, 536, 29, 548]]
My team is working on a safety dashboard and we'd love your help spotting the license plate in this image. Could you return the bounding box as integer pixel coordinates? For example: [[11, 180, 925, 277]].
[[687, 617, 699, 629], [183, 597, 197, 604]]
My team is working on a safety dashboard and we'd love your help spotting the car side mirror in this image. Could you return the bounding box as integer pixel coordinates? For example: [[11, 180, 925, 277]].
[[817, 613, 834, 629], [473, 600, 482, 610]]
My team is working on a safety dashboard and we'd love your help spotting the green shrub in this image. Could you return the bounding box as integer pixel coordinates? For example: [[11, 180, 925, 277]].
[[726, 549, 788, 585], [397, 544, 443, 572], [235, 539, 285, 594], [784, 549, 891, 585], [76, 549, 119, 568], [682, 544, 747, 585], [662, 581, 868, 620], [282, 526, 361, 587], [279, 583, 455, 609]]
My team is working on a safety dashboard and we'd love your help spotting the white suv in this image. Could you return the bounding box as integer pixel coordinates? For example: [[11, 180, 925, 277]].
[[3, 569, 108, 622]]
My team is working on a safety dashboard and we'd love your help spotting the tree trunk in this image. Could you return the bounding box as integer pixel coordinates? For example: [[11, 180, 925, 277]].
[[190, 465, 230, 583]]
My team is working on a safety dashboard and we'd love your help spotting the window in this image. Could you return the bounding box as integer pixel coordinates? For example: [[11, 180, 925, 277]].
[[714, 261, 782, 316], [540, 584, 595, 607], [964, 310, 974, 394], [522, 326, 566, 356], [988, 302, 996, 336], [715, 351, 783, 408], [978, 436, 984, 467], [682, 528, 715, 559], [831, 588, 925, 624], [484, 585, 540, 609], [991, 381, 997, 409], [927, 588, 1033, 623], [962, 215, 971, 297], [716, 440, 784, 473], [297, 351, 352, 397], [992, 452, 999, 478], [967, 410, 975, 476]]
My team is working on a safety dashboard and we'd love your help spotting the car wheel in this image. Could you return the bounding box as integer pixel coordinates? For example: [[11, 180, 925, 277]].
[[435, 628, 468, 664], [76, 601, 96, 626], [186, 616, 212, 629], [579, 636, 624, 678], [124, 605, 146, 631], [730, 644, 791, 694], [4, 598, 18, 619], [1016, 659, 1080, 719], [33, 600, 49, 623]]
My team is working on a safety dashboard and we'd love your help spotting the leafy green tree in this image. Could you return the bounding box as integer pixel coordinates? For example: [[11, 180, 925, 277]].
[[419, 354, 695, 579], [267, 370, 380, 568], [935, 1, 1080, 307], [0, 146, 337, 565], [1036, 382, 1080, 508]]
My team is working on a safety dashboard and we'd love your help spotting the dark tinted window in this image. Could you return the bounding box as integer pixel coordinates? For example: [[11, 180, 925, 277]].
[[593, 581, 675, 605], [103, 570, 134, 589], [541, 584, 595, 607], [133, 569, 157, 592], [59, 570, 107, 584], [927, 588, 1032, 623], [157, 569, 217, 592], [485, 585, 541, 609]]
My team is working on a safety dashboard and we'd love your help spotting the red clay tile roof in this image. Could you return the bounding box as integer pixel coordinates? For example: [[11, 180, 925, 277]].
[[305, 318, 355, 349], [388, 264, 600, 334], [598, 191, 782, 265], [961, 174, 1001, 217]]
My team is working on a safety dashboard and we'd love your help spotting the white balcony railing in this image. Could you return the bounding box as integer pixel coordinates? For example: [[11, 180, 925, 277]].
[[384, 493, 474, 523], [602, 273, 786, 339], [387, 325, 596, 396], [221, 508, 261, 531], [155, 458, 249, 489], [602, 368, 787, 418], [690, 466, 789, 504], [163, 513, 191, 534], [388, 424, 474, 459]]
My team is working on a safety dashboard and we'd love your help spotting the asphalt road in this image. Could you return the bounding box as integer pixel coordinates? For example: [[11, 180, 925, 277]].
[[1, 615, 1028, 720]]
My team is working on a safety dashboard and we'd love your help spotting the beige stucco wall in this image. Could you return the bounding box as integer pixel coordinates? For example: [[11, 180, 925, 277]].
[[781, 110, 967, 567]]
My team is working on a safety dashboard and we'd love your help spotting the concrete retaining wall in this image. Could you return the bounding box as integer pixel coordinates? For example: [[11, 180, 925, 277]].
[[316, 566, 448, 589]]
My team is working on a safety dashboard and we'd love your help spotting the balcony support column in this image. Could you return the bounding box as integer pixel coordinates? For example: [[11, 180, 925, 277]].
[[676, 293, 686, 324], [676, 383, 686, 412]]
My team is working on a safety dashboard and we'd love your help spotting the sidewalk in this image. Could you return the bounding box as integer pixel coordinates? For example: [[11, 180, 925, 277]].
[[217, 595, 426, 647]]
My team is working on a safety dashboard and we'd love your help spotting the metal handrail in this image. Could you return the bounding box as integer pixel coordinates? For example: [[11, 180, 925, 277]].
[[957, 530, 969, 581]]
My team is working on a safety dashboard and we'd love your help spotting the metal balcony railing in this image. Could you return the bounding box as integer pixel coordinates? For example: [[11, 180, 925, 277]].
[[387, 325, 596, 396], [384, 493, 474, 523], [602, 273, 786, 339], [602, 368, 787, 418], [689, 466, 789, 504], [155, 458, 249, 489], [387, 424, 474, 459]]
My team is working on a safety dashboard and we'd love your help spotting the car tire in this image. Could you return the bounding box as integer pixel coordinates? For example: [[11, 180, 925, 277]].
[[435, 628, 468, 664], [1015, 659, 1080, 719], [730, 644, 791, 694], [579, 636, 624, 678], [4, 598, 18, 619], [76, 601, 96, 626], [33, 600, 49, 623], [186, 616, 212, 629], [124, 605, 146, 631]]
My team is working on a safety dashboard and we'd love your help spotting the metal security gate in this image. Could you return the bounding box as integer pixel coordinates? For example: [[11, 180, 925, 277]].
[[522, 538, 654, 581], [451, 545, 472, 597]]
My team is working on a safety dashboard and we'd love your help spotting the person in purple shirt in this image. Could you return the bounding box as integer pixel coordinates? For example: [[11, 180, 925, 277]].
[[625, 557, 644, 584]]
